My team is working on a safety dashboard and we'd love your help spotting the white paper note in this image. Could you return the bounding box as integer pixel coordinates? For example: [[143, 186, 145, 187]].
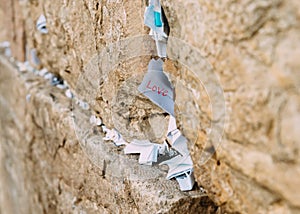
[[138, 59, 174, 116], [89, 115, 102, 126], [159, 155, 193, 179], [124, 139, 161, 165], [103, 128, 127, 146], [175, 169, 195, 191], [36, 14, 48, 34]]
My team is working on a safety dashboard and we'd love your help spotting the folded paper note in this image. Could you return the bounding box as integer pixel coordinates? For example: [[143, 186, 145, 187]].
[[168, 130, 190, 157], [160, 155, 193, 179], [36, 14, 48, 34], [89, 115, 102, 126], [149, 29, 167, 58], [124, 140, 161, 165], [144, 0, 164, 30], [138, 58, 174, 116], [155, 141, 181, 164], [51, 76, 63, 86], [76, 99, 89, 110], [16, 61, 27, 72], [159, 155, 195, 191], [26, 94, 31, 102], [38, 68, 48, 77], [166, 115, 190, 156], [31, 49, 40, 66], [65, 89, 73, 99], [144, 0, 168, 57], [160, 155, 195, 191], [0, 41, 11, 57], [103, 128, 127, 146], [144, 3, 155, 29], [175, 169, 195, 191], [167, 115, 177, 133]]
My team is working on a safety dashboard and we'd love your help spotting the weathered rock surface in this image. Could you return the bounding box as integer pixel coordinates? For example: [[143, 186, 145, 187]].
[[0, 0, 300, 213], [161, 0, 300, 213], [0, 56, 217, 213]]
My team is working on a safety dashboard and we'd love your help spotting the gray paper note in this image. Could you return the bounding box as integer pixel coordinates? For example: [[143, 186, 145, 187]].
[[138, 59, 174, 116]]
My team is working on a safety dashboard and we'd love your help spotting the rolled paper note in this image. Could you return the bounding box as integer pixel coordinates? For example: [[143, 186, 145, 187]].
[[154, 11, 162, 27]]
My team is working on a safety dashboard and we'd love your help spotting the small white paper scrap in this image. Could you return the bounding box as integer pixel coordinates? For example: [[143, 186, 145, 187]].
[[51, 76, 63, 86], [56, 83, 67, 89], [65, 89, 73, 99], [166, 115, 190, 156], [175, 169, 195, 191], [124, 139, 161, 165], [36, 14, 48, 34], [79, 100, 90, 110], [103, 128, 127, 146], [144, 2, 155, 29], [89, 115, 102, 126], [168, 131, 190, 156], [149, 29, 167, 58], [38, 68, 48, 77], [17, 61, 28, 72], [0, 41, 11, 57], [155, 38, 167, 58], [167, 115, 177, 133], [138, 58, 174, 116], [0, 41, 10, 48], [26, 94, 31, 102], [31, 49, 40, 66], [159, 155, 193, 179], [44, 73, 53, 80], [145, 0, 168, 58]]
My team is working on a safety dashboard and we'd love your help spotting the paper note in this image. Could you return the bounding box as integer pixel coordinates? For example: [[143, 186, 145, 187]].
[[159, 155, 193, 179], [36, 14, 48, 34], [103, 128, 127, 146], [168, 131, 190, 156], [167, 115, 177, 133], [38, 68, 48, 77], [149, 26, 167, 58], [138, 58, 174, 116], [31, 49, 40, 66], [144, 4, 155, 29], [51, 76, 63, 86], [89, 115, 102, 126], [144, 0, 168, 57], [175, 170, 195, 191], [159, 154, 195, 190], [124, 139, 161, 165], [155, 141, 181, 164], [65, 89, 74, 99]]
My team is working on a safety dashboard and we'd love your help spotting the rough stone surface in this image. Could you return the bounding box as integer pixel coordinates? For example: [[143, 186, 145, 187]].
[[0, 0, 300, 213], [161, 0, 300, 213], [0, 0, 25, 61], [0, 56, 217, 213]]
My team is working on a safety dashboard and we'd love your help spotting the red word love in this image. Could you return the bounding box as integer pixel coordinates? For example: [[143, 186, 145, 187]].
[[146, 80, 168, 96]]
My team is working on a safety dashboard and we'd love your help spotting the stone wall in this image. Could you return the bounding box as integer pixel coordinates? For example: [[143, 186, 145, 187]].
[[0, 0, 300, 213], [0, 55, 217, 213]]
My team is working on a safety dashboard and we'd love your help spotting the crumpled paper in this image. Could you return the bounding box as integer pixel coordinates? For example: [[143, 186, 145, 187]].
[[159, 155, 195, 191], [124, 139, 161, 165], [102, 126, 127, 146]]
